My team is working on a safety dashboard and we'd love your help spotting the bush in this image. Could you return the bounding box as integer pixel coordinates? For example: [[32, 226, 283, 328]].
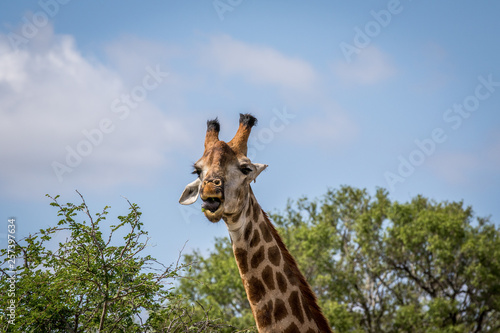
[[0, 192, 232, 332]]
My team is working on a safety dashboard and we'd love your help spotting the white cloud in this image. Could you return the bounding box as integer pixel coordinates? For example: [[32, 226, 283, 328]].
[[333, 46, 396, 85], [285, 107, 359, 149], [427, 152, 480, 185], [104, 35, 181, 84], [197, 35, 360, 148], [0, 26, 187, 199], [203, 34, 318, 92], [427, 136, 500, 186]]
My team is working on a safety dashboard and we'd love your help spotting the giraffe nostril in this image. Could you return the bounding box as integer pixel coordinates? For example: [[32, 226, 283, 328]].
[[204, 178, 222, 187]]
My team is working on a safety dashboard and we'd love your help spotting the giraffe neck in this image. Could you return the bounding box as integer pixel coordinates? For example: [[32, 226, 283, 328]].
[[224, 188, 332, 333]]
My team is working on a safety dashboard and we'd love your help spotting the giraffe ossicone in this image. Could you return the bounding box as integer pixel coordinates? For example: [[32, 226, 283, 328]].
[[179, 114, 332, 333]]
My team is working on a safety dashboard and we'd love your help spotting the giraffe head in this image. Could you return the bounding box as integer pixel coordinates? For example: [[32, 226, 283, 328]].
[[179, 114, 267, 222]]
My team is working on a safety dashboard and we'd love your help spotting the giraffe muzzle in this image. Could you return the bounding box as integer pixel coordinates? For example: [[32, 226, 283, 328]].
[[201, 196, 224, 222], [200, 181, 225, 222]]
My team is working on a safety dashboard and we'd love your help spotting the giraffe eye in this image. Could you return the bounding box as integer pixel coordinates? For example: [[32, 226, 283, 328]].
[[240, 166, 253, 175], [192, 167, 202, 177]]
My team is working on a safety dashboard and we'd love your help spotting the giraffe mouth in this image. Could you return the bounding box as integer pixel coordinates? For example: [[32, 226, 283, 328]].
[[201, 196, 224, 222], [202, 197, 221, 213]]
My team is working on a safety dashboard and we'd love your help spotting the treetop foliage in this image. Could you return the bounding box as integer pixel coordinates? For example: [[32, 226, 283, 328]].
[[0, 192, 232, 332], [1, 187, 498, 332]]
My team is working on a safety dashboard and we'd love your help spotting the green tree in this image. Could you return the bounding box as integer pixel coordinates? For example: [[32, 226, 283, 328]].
[[0, 192, 231, 332], [177, 237, 256, 332], [178, 186, 500, 332]]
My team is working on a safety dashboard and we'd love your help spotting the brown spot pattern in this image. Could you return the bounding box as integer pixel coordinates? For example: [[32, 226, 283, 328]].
[[302, 294, 313, 321], [284, 264, 299, 286], [253, 202, 261, 220], [259, 222, 273, 242], [305, 329, 316, 333], [234, 248, 248, 274], [268, 245, 281, 266], [289, 290, 304, 324], [284, 322, 300, 333], [245, 201, 252, 219], [276, 271, 287, 294], [262, 265, 275, 290], [243, 222, 252, 241], [247, 276, 266, 304], [249, 229, 260, 248], [255, 300, 273, 328], [273, 298, 288, 322], [251, 245, 265, 269]]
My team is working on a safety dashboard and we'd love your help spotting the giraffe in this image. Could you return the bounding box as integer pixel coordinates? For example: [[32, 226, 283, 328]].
[[179, 114, 332, 333]]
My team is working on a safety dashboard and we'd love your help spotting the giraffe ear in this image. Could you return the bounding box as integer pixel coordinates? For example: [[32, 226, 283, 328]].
[[179, 178, 202, 205], [248, 163, 268, 183]]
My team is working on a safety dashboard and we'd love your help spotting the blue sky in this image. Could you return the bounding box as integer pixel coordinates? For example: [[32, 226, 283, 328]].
[[1, 0, 499, 266]]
